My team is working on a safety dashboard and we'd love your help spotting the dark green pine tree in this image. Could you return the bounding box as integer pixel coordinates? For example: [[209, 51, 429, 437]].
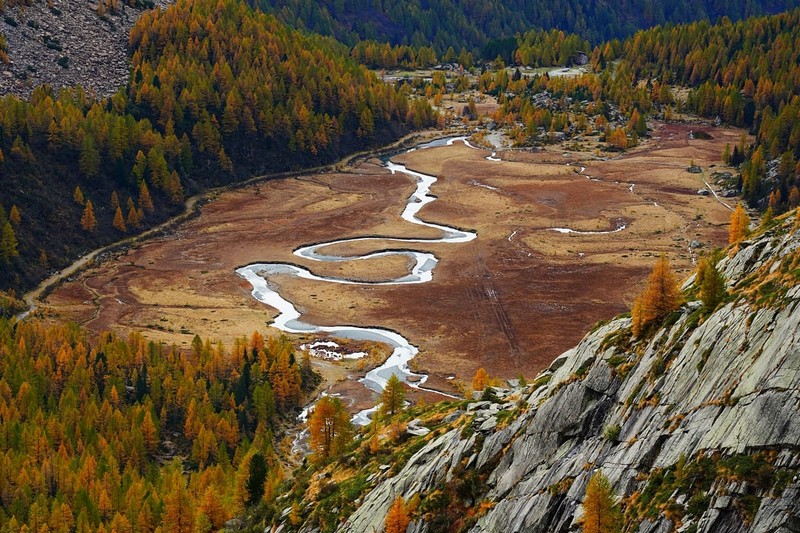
[[246, 452, 268, 505]]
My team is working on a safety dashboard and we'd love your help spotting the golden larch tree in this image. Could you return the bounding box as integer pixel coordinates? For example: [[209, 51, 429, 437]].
[[580, 471, 622, 533], [98, 488, 113, 520], [384, 496, 411, 533], [73, 186, 84, 205], [308, 396, 353, 461], [368, 434, 381, 455], [80, 200, 96, 233], [607, 128, 628, 151], [200, 486, 229, 530], [9, 205, 20, 225], [472, 367, 489, 391], [250, 331, 265, 352], [728, 203, 750, 244], [139, 181, 154, 212], [768, 189, 782, 212], [162, 467, 195, 533], [289, 503, 303, 526], [113, 206, 127, 232], [127, 205, 142, 229], [141, 410, 158, 456], [56, 502, 74, 532], [184, 400, 198, 440], [379, 374, 406, 418], [789, 187, 800, 208], [109, 512, 132, 533], [217, 147, 233, 173], [269, 350, 301, 409], [630, 297, 644, 340], [631, 254, 681, 337]]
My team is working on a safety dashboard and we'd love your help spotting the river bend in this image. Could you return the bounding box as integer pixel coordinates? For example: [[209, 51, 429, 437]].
[[236, 138, 476, 424]]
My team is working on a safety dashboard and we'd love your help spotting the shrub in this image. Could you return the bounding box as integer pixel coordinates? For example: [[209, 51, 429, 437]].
[[604, 424, 621, 441]]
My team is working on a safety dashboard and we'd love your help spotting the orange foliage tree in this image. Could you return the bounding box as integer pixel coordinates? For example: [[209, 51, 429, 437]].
[[631, 254, 681, 337], [162, 465, 195, 533], [580, 471, 622, 533], [384, 496, 412, 533], [308, 396, 353, 461], [113, 206, 127, 232], [80, 199, 96, 232], [472, 367, 489, 391], [728, 203, 750, 244], [139, 180, 154, 212], [607, 128, 628, 151]]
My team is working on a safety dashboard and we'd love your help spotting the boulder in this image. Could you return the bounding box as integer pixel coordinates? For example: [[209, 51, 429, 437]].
[[406, 419, 431, 437]]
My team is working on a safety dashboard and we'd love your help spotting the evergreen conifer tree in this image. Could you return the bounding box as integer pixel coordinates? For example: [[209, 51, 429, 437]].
[[631, 255, 680, 336], [580, 471, 621, 533]]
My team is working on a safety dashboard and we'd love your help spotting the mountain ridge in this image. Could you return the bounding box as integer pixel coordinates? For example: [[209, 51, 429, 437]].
[[249, 0, 800, 54]]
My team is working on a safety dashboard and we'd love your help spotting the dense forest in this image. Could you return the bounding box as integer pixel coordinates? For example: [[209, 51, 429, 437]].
[[0, 0, 434, 295], [0, 318, 317, 531], [348, 28, 592, 70], [477, 9, 800, 212], [250, 0, 800, 57], [618, 10, 800, 208]]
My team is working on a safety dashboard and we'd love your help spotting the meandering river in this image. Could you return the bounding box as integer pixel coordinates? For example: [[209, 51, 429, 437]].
[[236, 138, 476, 425]]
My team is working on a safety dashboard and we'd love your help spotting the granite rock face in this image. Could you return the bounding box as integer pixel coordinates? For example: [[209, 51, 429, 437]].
[[335, 218, 800, 533]]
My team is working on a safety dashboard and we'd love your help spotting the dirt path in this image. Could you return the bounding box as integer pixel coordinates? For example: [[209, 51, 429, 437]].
[[703, 178, 735, 211]]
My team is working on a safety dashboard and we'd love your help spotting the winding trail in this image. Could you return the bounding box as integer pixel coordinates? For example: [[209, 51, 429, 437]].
[[237, 138, 477, 425], [703, 178, 734, 211]]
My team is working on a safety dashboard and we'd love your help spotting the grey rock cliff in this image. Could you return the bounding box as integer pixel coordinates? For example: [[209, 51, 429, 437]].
[[336, 216, 800, 533], [0, 0, 169, 98]]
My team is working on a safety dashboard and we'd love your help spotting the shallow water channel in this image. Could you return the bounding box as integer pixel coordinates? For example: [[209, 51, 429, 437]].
[[236, 138, 475, 425]]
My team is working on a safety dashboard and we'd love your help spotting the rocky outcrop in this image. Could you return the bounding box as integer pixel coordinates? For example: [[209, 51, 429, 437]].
[[336, 215, 800, 533], [0, 0, 168, 98]]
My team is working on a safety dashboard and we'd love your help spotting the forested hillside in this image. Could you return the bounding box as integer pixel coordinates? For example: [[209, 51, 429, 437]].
[[617, 9, 800, 208], [0, 320, 317, 531], [478, 9, 799, 213], [250, 0, 800, 56], [0, 0, 434, 296]]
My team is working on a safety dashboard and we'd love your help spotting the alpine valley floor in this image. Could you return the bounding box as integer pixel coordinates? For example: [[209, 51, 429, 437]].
[[43, 121, 740, 411]]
